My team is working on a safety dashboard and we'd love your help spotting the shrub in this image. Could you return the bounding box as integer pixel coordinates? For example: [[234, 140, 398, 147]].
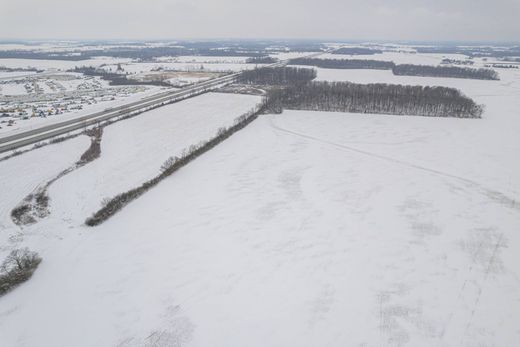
[[160, 156, 178, 172], [0, 248, 42, 296], [85, 104, 266, 226]]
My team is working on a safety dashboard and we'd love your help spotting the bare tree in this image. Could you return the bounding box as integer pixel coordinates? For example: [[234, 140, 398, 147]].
[[0, 248, 42, 296], [392, 64, 499, 80], [265, 81, 483, 118]]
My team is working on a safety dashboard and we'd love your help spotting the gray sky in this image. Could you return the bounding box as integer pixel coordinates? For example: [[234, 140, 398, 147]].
[[1, 0, 519, 42]]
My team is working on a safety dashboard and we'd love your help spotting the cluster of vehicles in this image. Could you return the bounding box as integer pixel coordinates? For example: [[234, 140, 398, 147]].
[[0, 72, 147, 129]]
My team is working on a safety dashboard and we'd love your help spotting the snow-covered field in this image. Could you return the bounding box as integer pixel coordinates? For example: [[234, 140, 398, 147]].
[[0, 71, 38, 79], [48, 92, 261, 223], [0, 57, 134, 71], [318, 52, 472, 66], [159, 56, 250, 64], [0, 51, 267, 138], [313, 66, 507, 88], [0, 72, 111, 96], [0, 135, 90, 255], [0, 51, 519, 346]]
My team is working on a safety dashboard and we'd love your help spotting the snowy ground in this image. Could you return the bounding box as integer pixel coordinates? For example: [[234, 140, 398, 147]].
[[269, 51, 318, 61], [0, 71, 38, 80], [0, 52, 519, 347], [158, 56, 250, 64], [1, 106, 519, 345], [99, 61, 263, 74], [47, 92, 262, 223], [0, 135, 90, 255], [311, 64, 518, 111], [318, 52, 472, 66], [0, 57, 134, 72]]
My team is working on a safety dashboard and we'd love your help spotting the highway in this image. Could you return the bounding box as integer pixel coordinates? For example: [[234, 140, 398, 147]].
[[0, 72, 244, 153], [0, 59, 292, 154]]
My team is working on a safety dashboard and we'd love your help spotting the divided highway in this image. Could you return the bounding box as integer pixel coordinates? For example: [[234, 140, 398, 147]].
[[0, 57, 299, 154], [0, 73, 242, 153]]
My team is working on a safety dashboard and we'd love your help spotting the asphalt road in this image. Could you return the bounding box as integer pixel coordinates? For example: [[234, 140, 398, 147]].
[[0, 59, 297, 154], [0, 72, 241, 153]]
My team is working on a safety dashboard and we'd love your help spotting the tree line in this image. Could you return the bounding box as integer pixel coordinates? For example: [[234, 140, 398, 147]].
[[246, 56, 279, 64], [263, 81, 483, 118], [393, 64, 499, 80], [485, 64, 519, 69], [288, 58, 499, 80], [333, 48, 383, 55], [85, 103, 268, 226], [0, 47, 266, 61], [238, 66, 317, 85], [441, 58, 474, 66], [414, 46, 520, 58], [239, 67, 483, 118], [289, 58, 394, 70]]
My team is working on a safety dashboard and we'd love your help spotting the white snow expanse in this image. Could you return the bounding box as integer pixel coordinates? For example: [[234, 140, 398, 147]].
[[49, 92, 262, 223], [0, 56, 519, 347], [0, 135, 90, 249]]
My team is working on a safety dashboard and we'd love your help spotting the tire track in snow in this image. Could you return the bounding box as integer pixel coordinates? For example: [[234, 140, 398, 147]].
[[269, 116, 516, 344], [460, 232, 505, 344], [269, 117, 518, 212]]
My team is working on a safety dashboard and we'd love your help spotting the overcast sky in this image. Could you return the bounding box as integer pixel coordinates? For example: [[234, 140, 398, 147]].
[[1, 0, 519, 42]]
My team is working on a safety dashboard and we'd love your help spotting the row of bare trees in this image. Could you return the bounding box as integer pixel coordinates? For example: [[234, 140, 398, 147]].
[[333, 47, 383, 55], [288, 58, 499, 80], [238, 67, 317, 85], [246, 56, 278, 64], [289, 58, 394, 70], [263, 80, 483, 118], [236, 66, 483, 118], [0, 248, 41, 296], [85, 103, 268, 226], [393, 64, 499, 80]]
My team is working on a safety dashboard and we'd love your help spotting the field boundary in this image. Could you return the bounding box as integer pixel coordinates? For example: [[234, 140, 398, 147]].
[[85, 100, 267, 226]]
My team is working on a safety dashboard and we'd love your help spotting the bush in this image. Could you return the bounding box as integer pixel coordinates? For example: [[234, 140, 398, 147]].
[[0, 248, 42, 296], [85, 104, 267, 226], [160, 156, 178, 172], [288, 58, 499, 80]]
